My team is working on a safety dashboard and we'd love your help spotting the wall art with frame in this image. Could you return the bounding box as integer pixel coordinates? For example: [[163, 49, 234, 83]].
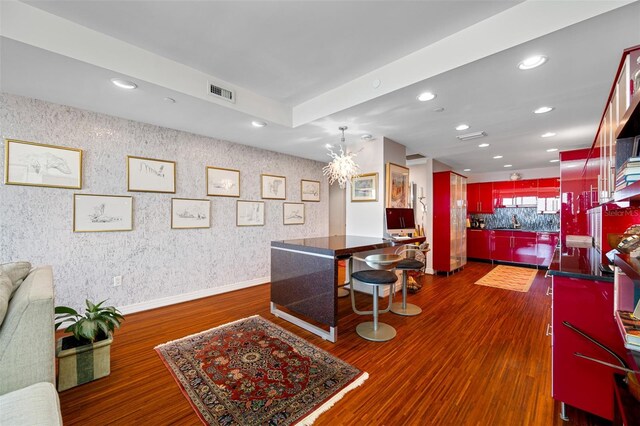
[[73, 194, 133, 232], [206, 166, 240, 197], [283, 202, 305, 225], [237, 200, 265, 226], [261, 174, 286, 200], [351, 172, 378, 202], [127, 155, 176, 193], [300, 179, 320, 202], [386, 162, 410, 208], [4, 139, 82, 189], [171, 198, 210, 229]]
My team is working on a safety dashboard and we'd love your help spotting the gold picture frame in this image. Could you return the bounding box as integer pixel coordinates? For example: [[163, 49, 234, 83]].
[[386, 162, 410, 208], [73, 194, 133, 232], [206, 166, 240, 197], [301, 179, 320, 202], [4, 139, 83, 189], [351, 173, 378, 202], [171, 198, 211, 229], [127, 155, 176, 193], [261, 174, 286, 200], [237, 200, 265, 226], [283, 202, 305, 225]]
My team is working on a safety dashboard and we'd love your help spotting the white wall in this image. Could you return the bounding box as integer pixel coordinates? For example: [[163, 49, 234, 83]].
[[0, 93, 329, 313], [408, 158, 434, 273], [328, 184, 345, 235]]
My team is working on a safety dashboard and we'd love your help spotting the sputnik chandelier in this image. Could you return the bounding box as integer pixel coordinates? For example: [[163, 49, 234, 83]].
[[323, 126, 361, 189]]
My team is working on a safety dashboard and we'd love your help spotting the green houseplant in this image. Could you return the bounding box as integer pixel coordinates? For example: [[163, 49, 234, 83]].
[[54, 299, 124, 391]]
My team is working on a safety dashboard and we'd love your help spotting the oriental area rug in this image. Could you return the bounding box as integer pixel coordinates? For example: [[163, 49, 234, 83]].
[[475, 265, 538, 292], [155, 315, 368, 425]]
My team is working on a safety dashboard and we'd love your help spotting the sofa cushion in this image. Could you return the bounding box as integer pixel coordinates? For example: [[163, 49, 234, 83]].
[[0, 261, 31, 294], [0, 382, 62, 426], [0, 272, 11, 327]]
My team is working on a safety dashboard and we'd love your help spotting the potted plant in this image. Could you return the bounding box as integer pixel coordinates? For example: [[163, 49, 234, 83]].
[[54, 299, 124, 391]]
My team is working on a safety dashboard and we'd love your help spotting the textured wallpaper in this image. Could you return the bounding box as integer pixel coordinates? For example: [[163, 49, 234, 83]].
[[0, 93, 328, 310]]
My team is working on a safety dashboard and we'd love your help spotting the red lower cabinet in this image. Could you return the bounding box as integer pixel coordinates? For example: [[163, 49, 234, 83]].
[[552, 275, 625, 421], [512, 231, 537, 264], [467, 229, 490, 259], [537, 233, 559, 267], [490, 231, 513, 262]]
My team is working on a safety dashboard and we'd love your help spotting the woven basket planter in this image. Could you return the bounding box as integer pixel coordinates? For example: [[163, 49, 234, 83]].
[[56, 333, 113, 391]]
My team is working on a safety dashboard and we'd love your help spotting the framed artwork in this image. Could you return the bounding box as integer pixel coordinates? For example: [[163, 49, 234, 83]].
[[301, 179, 320, 202], [283, 202, 305, 225], [127, 156, 176, 193], [206, 166, 240, 197], [351, 173, 378, 202], [261, 174, 286, 199], [237, 200, 265, 226], [171, 198, 210, 229], [4, 139, 82, 189], [73, 194, 133, 232], [386, 162, 410, 208]]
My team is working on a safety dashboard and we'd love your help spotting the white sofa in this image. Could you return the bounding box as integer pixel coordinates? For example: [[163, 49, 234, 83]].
[[0, 266, 63, 425]]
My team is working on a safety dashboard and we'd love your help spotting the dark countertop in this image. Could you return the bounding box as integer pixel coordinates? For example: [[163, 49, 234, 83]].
[[468, 228, 560, 233], [271, 235, 425, 257], [547, 243, 613, 282]]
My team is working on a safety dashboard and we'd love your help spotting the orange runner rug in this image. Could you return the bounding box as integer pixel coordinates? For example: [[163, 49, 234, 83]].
[[475, 265, 537, 292]]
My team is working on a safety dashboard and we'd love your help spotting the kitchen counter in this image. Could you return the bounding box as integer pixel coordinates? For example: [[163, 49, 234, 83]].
[[547, 243, 613, 282]]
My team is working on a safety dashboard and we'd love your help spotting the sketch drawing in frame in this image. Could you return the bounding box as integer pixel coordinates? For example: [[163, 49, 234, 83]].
[[300, 179, 320, 202], [261, 174, 286, 200], [171, 198, 210, 229], [127, 156, 176, 193], [206, 166, 240, 197], [73, 194, 133, 232], [237, 200, 265, 226], [351, 173, 378, 202], [283, 202, 305, 225], [386, 163, 410, 208], [4, 139, 82, 189]]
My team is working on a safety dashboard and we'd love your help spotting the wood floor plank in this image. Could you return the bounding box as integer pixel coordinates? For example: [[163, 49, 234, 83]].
[[57, 262, 611, 425]]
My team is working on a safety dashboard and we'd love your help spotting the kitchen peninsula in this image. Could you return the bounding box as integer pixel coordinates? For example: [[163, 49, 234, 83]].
[[270, 235, 424, 342]]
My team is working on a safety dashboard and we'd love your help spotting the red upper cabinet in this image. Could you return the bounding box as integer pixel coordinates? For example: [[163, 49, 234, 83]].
[[493, 181, 515, 208], [514, 179, 538, 207], [537, 177, 560, 213], [468, 182, 493, 213]]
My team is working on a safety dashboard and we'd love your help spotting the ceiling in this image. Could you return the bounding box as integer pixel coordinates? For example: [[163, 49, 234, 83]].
[[1, 1, 640, 175]]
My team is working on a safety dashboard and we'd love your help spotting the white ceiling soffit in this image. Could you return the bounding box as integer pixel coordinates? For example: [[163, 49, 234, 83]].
[[1, 0, 634, 129]]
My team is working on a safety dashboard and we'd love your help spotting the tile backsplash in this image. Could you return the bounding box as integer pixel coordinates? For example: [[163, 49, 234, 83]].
[[470, 207, 559, 231]]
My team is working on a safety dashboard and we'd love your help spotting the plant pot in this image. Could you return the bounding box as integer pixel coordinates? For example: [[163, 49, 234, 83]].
[[56, 333, 113, 391]]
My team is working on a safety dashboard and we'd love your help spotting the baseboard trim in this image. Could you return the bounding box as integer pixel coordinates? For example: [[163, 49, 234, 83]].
[[119, 276, 270, 315]]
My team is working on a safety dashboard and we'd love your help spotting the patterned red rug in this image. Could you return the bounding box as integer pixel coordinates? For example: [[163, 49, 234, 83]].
[[155, 316, 367, 425]]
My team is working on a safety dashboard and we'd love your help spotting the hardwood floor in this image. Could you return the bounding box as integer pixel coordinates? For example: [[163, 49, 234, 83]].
[[58, 261, 611, 425]]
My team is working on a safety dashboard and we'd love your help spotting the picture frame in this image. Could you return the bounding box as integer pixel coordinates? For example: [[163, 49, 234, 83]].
[[127, 155, 176, 193], [351, 173, 378, 202], [237, 200, 265, 226], [171, 198, 210, 229], [206, 166, 240, 197], [301, 179, 320, 202], [261, 174, 286, 199], [386, 162, 410, 208], [283, 202, 305, 225], [73, 194, 133, 232], [4, 139, 82, 189]]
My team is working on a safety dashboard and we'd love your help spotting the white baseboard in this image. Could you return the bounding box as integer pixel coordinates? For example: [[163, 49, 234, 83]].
[[119, 276, 270, 315], [425, 268, 435, 275]]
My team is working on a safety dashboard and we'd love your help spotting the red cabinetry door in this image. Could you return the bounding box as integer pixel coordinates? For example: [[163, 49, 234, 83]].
[[512, 232, 537, 264], [537, 177, 560, 213], [467, 183, 480, 213], [536, 232, 559, 267], [477, 182, 493, 213], [467, 229, 490, 259], [514, 179, 538, 207], [552, 276, 625, 421], [493, 181, 515, 208], [490, 231, 513, 262]]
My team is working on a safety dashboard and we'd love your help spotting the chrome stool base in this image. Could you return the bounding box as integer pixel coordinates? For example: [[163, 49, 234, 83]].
[[390, 302, 422, 316], [356, 321, 396, 342]]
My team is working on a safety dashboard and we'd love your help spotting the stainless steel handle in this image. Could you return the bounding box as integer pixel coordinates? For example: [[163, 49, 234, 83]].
[[479, 201, 482, 211], [545, 286, 552, 296], [546, 323, 552, 336]]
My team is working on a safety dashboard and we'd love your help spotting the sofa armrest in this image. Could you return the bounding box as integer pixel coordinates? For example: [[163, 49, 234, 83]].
[[0, 266, 55, 395]]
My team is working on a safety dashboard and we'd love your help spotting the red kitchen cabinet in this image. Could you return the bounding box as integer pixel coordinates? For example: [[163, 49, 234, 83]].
[[537, 177, 560, 213], [536, 232, 559, 267], [490, 230, 513, 262], [514, 179, 538, 207], [468, 182, 493, 213], [560, 149, 591, 246], [467, 229, 491, 259], [493, 181, 515, 208], [512, 231, 537, 264]]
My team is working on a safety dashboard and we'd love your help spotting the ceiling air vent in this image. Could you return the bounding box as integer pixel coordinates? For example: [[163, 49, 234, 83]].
[[406, 154, 426, 161], [457, 131, 487, 141], [208, 82, 235, 103]]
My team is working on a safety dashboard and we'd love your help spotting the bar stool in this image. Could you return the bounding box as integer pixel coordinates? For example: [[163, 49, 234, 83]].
[[337, 255, 352, 298], [350, 254, 401, 342], [391, 245, 426, 316]]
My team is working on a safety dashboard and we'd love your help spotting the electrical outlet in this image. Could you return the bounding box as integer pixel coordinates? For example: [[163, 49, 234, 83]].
[[113, 275, 122, 287]]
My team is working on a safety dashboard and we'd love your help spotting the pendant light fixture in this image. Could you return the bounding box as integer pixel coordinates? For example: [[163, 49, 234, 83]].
[[323, 126, 361, 188]]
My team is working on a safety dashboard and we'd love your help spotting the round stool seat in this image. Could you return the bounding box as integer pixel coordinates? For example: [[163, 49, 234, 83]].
[[396, 258, 424, 270], [352, 270, 397, 285]]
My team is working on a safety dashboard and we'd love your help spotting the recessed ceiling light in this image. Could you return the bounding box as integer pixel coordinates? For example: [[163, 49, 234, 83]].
[[478, 143, 490, 148], [251, 121, 267, 128], [163, 97, 176, 103], [518, 55, 548, 70], [550, 159, 560, 163], [110, 78, 137, 90], [463, 168, 471, 172], [546, 148, 558, 152], [534, 106, 554, 114], [541, 132, 556, 138], [456, 124, 470, 131], [417, 92, 436, 102], [361, 134, 373, 141], [504, 164, 512, 168], [493, 155, 503, 159]]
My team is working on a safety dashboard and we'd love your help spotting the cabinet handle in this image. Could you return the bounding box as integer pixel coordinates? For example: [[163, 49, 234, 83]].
[[545, 286, 552, 296], [546, 323, 552, 337], [479, 201, 482, 211]]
